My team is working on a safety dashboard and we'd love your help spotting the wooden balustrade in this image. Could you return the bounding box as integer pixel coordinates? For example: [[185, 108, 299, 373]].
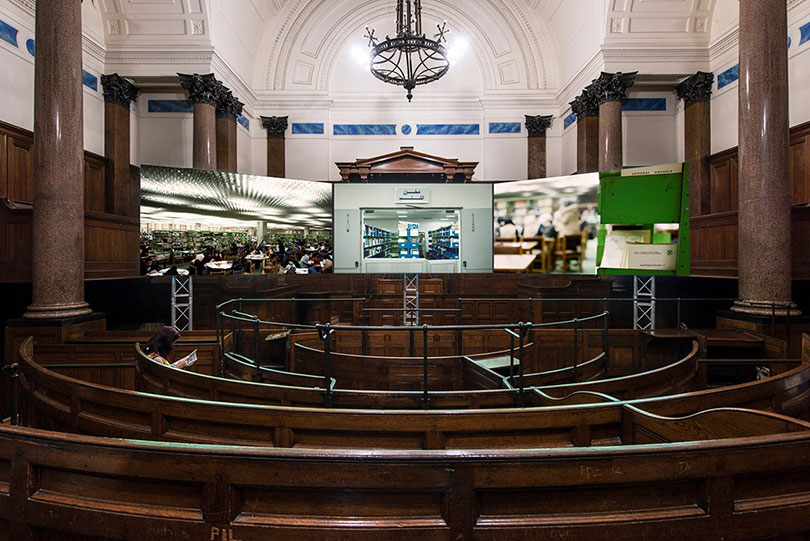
[[2, 417, 810, 538]]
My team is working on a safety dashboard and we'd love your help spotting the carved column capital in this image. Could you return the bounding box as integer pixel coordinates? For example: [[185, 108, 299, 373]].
[[591, 71, 638, 104], [525, 115, 553, 138], [261, 116, 289, 139], [675, 71, 714, 108], [216, 89, 244, 121], [570, 86, 600, 120], [100, 73, 139, 108], [177, 73, 222, 106]]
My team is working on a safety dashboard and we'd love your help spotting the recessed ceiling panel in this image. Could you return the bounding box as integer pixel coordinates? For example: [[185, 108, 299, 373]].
[[140, 165, 334, 229]]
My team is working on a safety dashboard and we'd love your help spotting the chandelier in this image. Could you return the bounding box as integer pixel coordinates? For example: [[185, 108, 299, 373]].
[[364, 0, 450, 101]]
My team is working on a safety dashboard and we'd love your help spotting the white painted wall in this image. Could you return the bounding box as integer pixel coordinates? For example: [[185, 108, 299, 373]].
[[136, 93, 193, 168], [623, 91, 679, 168], [0, 1, 105, 154]]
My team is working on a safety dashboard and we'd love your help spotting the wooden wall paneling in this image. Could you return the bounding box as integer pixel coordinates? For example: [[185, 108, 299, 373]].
[[0, 131, 7, 198], [84, 154, 106, 212], [792, 206, 810, 279], [790, 121, 810, 205], [689, 212, 739, 277], [0, 200, 32, 281], [708, 149, 737, 214], [84, 212, 140, 278], [6, 132, 33, 203]]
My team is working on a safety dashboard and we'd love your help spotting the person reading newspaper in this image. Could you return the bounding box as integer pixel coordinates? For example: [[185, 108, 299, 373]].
[[143, 326, 197, 369]]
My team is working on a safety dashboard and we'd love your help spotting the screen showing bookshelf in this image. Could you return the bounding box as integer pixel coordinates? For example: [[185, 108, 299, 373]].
[[362, 209, 460, 261]]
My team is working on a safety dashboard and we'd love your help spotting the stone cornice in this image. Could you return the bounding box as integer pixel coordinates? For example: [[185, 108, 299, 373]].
[[525, 115, 553, 138], [101, 73, 139, 108], [260, 116, 289, 139], [675, 71, 714, 108]]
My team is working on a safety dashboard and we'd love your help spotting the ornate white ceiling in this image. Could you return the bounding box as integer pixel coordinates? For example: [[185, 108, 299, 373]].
[[77, 0, 743, 106]]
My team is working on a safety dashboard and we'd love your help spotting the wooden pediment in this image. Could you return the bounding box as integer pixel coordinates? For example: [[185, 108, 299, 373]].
[[336, 147, 478, 183]]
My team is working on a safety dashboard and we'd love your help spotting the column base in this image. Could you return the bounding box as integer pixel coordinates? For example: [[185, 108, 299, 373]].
[[23, 301, 92, 320], [730, 300, 801, 317]]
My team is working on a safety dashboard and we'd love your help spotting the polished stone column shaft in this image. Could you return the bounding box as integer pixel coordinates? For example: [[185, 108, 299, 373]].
[[261, 116, 288, 178], [525, 115, 553, 179], [577, 116, 599, 173], [598, 101, 622, 171], [216, 90, 243, 173], [179, 73, 220, 171], [592, 72, 637, 172], [193, 103, 217, 170], [733, 0, 795, 316], [24, 0, 91, 319], [676, 72, 713, 218], [101, 74, 139, 217], [571, 87, 600, 173]]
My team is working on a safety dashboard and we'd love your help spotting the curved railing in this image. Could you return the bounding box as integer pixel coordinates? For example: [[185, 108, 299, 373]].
[[217, 302, 610, 407]]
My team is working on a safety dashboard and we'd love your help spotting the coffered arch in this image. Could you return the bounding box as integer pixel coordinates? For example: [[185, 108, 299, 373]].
[[256, 0, 559, 93]]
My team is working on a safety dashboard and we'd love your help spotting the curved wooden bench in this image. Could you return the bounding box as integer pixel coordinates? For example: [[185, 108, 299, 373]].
[[138, 347, 543, 410], [2, 419, 810, 539], [292, 342, 536, 391], [139, 339, 695, 410], [17, 338, 806, 451]]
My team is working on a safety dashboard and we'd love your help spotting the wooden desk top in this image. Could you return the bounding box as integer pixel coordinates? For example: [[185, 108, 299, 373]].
[[494, 254, 537, 272], [494, 241, 539, 251]]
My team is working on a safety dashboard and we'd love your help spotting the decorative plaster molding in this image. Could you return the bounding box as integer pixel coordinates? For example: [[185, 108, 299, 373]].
[[7, 0, 34, 18], [82, 33, 106, 65]]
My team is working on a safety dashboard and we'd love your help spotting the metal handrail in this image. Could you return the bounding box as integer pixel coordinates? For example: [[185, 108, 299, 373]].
[[219, 309, 608, 333]]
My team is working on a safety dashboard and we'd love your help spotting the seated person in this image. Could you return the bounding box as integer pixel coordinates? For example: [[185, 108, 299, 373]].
[[192, 254, 207, 275], [499, 219, 520, 240], [141, 257, 161, 275], [143, 326, 192, 368]]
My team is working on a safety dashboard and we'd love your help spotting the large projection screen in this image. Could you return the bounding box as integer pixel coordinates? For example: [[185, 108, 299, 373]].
[[333, 183, 493, 274]]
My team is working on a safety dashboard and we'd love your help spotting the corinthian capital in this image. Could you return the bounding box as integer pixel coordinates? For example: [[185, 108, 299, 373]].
[[590, 71, 638, 105], [178, 73, 222, 106], [524, 115, 553, 138], [675, 71, 714, 108]]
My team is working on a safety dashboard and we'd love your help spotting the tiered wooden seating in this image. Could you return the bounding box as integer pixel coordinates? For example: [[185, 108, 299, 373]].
[[20, 337, 810, 451], [2, 412, 810, 539]]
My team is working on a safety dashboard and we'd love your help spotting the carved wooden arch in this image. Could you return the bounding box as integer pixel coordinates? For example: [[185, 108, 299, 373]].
[[336, 147, 478, 183]]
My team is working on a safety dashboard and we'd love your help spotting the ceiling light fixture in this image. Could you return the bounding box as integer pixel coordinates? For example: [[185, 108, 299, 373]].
[[364, 0, 450, 101]]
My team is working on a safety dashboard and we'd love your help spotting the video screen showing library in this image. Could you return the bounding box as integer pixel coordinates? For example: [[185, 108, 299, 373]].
[[139, 166, 334, 276], [362, 209, 460, 261], [334, 183, 492, 274], [493, 174, 599, 274], [492, 164, 689, 276]]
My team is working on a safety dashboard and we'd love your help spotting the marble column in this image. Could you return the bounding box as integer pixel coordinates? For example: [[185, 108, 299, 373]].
[[591, 72, 637, 172], [732, 0, 796, 316], [23, 0, 91, 319], [216, 89, 243, 173], [675, 72, 713, 218], [525, 115, 553, 179], [101, 74, 139, 217], [261, 116, 288, 178], [570, 86, 600, 173], [178, 73, 221, 171]]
